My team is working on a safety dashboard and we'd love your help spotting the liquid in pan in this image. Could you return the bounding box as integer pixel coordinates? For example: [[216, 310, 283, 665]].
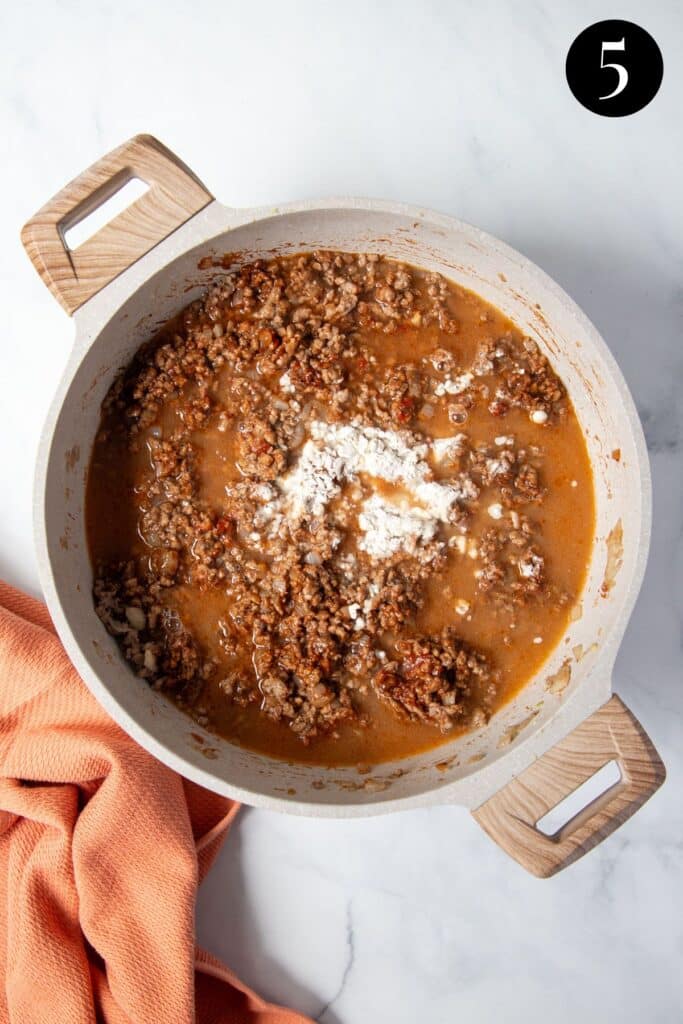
[[86, 252, 594, 766]]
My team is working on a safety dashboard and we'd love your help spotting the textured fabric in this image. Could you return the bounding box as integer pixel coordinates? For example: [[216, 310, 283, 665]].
[[0, 581, 311, 1024]]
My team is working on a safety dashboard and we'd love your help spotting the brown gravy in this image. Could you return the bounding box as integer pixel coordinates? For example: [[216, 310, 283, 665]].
[[87, 252, 594, 766]]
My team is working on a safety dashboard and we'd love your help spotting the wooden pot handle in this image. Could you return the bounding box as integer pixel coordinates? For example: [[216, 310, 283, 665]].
[[472, 695, 665, 878], [20, 134, 213, 315]]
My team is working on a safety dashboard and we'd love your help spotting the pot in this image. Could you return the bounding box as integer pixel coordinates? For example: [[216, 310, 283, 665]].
[[22, 135, 665, 877]]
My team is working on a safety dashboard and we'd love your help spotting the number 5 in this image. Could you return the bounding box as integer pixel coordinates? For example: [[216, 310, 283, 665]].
[[600, 38, 628, 99]]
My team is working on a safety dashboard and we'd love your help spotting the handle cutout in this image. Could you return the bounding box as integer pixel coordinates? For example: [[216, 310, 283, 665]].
[[61, 175, 150, 251], [535, 759, 622, 840]]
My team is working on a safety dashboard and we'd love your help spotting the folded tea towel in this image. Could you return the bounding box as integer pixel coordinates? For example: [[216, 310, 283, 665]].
[[0, 581, 311, 1024]]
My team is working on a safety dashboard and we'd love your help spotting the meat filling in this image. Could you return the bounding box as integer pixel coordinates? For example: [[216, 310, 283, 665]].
[[87, 251, 594, 762]]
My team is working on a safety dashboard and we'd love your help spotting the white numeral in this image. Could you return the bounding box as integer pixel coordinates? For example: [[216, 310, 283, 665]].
[[600, 39, 628, 99]]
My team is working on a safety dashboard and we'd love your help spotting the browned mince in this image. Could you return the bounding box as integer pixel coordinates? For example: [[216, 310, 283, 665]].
[[86, 252, 594, 766]]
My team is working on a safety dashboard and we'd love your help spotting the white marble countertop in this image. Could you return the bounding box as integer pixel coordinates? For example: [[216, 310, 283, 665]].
[[2, 2, 681, 1020]]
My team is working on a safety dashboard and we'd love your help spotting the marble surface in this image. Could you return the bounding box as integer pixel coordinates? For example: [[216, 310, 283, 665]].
[[2, 1, 682, 1020]]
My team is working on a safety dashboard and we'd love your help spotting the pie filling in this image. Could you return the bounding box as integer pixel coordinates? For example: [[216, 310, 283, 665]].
[[86, 252, 594, 766]]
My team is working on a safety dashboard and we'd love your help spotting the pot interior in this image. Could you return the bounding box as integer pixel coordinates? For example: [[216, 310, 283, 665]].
[[39, 204, 647, 812]]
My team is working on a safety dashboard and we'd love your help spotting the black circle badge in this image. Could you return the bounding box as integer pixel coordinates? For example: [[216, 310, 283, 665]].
[[566, 20, 663, 116]]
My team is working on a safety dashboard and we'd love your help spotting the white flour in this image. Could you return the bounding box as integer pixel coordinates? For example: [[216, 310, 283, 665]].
[[433, 372, 473, 397], [358, 495, 439, 557], [272, 420, 474, 558], [279, 438, 346, 518], [431, 433, 467, 465]]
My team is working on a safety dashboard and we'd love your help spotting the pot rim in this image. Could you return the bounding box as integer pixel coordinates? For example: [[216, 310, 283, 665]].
[[33, 196, 652, 815]]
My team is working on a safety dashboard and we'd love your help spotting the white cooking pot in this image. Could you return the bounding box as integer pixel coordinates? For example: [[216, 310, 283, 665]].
[[22, 135, 665, 877]]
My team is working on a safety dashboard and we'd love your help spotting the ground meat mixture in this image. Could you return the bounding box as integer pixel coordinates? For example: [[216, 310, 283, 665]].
[[87, 252, 594, 765], [375, 629, 492, 731]]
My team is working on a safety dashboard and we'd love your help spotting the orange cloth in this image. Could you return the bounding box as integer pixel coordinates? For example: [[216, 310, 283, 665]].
[[0, 581, 311, 1024]]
